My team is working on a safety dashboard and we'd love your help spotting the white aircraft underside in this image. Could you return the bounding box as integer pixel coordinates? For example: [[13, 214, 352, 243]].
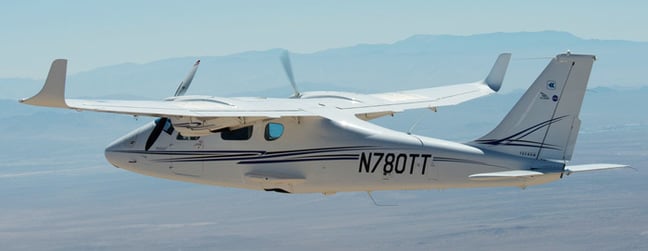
[[21, 51, 627, 194]]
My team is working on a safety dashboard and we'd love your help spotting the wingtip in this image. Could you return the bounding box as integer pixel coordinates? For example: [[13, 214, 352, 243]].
[[483, 53, 512, 92], [20, 59, 69, 108]]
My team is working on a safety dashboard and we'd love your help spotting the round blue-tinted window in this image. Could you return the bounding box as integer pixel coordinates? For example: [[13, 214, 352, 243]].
[[264, 123, 284, 141]]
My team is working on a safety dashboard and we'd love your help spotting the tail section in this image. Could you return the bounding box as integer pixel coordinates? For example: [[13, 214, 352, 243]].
[[473, 53, 596, 161]]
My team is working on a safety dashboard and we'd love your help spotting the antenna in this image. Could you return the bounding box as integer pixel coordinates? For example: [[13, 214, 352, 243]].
[[367, 191, 398, 207], [407, 108, 435, 135]]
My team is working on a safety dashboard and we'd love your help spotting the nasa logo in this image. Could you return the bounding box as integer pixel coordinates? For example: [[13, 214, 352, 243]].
[[552, 95, 559, 102], [547, 81, 556, 90]]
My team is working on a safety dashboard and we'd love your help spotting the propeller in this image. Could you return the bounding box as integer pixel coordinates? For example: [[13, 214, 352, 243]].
[[145, 60, 201, 151], [175, 60, 200, 96], [145, 117, 169, 151], [280, 51, 302, 98]]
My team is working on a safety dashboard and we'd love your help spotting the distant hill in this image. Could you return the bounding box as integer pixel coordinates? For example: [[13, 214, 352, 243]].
[[2, 31, 647, 100]]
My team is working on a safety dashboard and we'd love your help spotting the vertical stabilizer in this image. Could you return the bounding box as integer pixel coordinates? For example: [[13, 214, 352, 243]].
[[473, 53, 595, 161]]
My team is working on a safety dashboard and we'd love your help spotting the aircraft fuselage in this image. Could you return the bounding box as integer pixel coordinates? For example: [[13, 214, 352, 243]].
[[105, 116, 563, 194]]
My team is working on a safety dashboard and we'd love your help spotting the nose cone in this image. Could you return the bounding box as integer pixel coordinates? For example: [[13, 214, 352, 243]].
[[105, 139, 122, 168], [104, 125, 147, 169]]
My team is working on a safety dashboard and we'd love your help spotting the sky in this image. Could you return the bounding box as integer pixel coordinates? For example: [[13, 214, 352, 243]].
[[1, 0, 647, 78], [2, 2, 648, 249]]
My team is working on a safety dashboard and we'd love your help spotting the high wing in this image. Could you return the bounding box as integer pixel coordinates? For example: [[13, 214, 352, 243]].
[[20, 53, 510, 135], [328, 53, 510, 119]]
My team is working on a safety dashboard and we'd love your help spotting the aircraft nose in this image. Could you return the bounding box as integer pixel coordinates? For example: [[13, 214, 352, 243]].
[[105, 128, 141, 168], [104, 122, 154, 169], [105, 139, 123, 168]]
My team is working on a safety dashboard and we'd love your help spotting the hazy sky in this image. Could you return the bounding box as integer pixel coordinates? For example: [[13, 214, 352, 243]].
[[2, 0, 646, 78]]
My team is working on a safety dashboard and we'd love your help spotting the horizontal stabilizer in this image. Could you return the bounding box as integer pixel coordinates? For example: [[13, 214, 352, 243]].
[[564, 163, 630, 175], [469, 170, 544, 181]]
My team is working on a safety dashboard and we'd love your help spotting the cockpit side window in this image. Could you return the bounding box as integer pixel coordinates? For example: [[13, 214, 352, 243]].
[[176, 133, 200, 140], [221, 126, 253, 140], [155, 118, 175, 135], [264, 123, 284, 141]]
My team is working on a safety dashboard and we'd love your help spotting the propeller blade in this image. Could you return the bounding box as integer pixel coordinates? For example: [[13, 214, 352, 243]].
[[145, 118, 168, 151], [280, 51, 301, 98], [149, 60, 199, 150], [174, 60, 200, 96]]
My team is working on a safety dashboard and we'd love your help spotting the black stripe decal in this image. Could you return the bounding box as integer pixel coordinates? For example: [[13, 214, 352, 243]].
[[239, 156, 359, 164], [116, 146, 376, 164], [475, 115, 568, 150]]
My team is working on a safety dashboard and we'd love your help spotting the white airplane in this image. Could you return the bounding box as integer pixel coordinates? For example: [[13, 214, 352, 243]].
[[21, 52, 627, 194]]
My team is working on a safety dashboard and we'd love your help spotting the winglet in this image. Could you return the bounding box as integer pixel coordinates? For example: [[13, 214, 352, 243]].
[[20, 59, 70, 108], [483, 53, 511, 92]]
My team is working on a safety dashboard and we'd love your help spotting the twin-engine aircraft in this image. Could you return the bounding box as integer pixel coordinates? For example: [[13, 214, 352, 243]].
[[21, 51, 627, 194]]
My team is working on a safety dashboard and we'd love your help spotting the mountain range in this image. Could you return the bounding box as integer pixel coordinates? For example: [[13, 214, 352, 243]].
[[2, 31, 647, 100]]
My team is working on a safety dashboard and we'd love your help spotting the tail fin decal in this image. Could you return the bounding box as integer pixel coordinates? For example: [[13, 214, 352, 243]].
[[475, 115, 568, 151], [472, 53, 596, 161]]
